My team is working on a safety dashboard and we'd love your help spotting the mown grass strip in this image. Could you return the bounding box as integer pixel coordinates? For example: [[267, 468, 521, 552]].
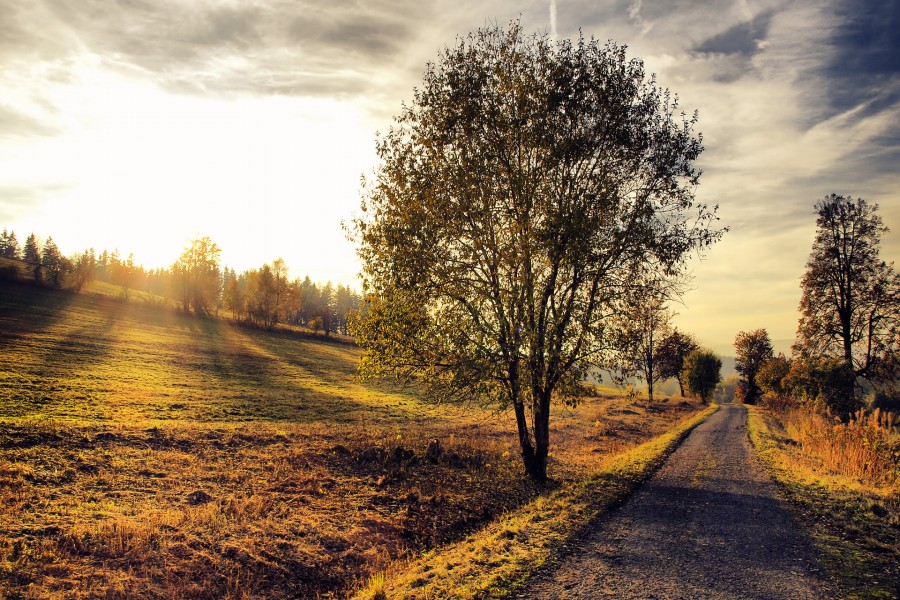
[[747, 405, 899, 599], [355, 403, 718, 600]]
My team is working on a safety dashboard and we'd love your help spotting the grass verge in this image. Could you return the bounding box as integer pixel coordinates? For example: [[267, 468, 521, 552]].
[[355, 403, 718, 600], [747, 405, 899, 599]]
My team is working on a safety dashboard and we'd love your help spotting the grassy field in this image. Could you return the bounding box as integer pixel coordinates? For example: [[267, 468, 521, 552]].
[[0, 280, 708, 598], [747, 405, 899, 598]]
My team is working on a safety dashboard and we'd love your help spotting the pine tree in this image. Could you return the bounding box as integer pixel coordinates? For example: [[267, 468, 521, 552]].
[[0, 229, 19, 258], [23, 233, 41, 283], [41, 237, 65, 288]]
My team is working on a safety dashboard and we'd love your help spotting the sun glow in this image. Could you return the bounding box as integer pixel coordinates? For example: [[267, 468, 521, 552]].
[[3, 60, 378, 282]]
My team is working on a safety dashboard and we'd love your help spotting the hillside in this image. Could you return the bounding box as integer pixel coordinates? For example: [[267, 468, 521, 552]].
[[0, 281, 708, 599]]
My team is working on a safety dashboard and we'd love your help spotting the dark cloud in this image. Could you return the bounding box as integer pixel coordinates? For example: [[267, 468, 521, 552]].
[[690, 10, 774, 83], [694, 11, 773, 57], [288, 10, 412, 59], [820, 0, 900, 118]]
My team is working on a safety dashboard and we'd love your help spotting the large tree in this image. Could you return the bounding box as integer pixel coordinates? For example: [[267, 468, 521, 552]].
[[734, 328, 774, 404], [795, 194, 900, 393], [656, 328, 700, 396], [352, 23, 722, 481]]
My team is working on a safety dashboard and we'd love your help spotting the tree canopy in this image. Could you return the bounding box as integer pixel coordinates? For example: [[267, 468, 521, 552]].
[[172, 237, 222, 315], [352, 23, 723, 481]]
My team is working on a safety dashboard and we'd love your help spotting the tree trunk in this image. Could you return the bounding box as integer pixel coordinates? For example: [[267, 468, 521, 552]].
[[512, 399, 541, 479], [524, 390, 552, 482], [842, 317, 853, 363]]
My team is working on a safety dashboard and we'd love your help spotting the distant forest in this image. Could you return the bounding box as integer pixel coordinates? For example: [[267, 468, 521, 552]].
[[0, 228, 359, 336]]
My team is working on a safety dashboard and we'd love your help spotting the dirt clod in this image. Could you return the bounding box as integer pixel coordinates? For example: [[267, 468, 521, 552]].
[[186, 490, 213, 505]]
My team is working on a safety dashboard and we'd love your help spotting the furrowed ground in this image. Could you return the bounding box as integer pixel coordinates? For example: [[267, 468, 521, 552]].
[[0, 281, 706, 599]]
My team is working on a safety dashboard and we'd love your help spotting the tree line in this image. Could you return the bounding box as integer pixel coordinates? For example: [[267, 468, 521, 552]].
[[0, 230, 360, 336]]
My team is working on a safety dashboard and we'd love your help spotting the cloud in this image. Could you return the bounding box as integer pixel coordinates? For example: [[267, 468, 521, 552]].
[[694, 10, 773, 57], [690, 10, 774, 82], [0, 184, 67, 223], [817, 0, 900, 119], [0, 104, 62, 138], [549, 0, 558, 38], [0, 0, 434, 101]]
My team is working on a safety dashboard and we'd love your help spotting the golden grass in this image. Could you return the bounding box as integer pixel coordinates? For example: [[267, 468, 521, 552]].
[[0, 281, 711, 599], [777, 407, 898, 486], [747, 405, 899, 598], [0, 282, 423, 425], [355, 404, 718, 600]]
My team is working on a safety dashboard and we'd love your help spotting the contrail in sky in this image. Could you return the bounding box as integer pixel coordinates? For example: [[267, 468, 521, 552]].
[[550, 0, 558, 38]]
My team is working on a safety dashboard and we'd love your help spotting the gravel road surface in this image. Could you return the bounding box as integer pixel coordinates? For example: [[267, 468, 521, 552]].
[[521, 403, 830, 599]]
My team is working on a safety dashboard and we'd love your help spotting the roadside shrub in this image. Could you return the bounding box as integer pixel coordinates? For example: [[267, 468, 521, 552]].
[[783, 356, 860, 420], [757, 354, 791, 398], [871, 391, 900, 413]]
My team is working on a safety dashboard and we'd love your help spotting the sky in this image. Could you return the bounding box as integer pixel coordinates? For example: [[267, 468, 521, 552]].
[[1, 0, 898, 355]]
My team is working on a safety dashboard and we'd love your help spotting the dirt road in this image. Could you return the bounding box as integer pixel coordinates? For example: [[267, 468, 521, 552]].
[[521, 403, 830, 599]]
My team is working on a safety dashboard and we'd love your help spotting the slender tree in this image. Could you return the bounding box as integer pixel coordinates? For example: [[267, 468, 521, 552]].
[[72, 249, 96, 292], [795, 194, 900, 394], [656, 328, 699, 396], [23, 233, 41, 283], [613, 291, 672, 402], [41, 237, 66, 288], [112, 252, 137, 299], [351, 23, 723, 481], [682, 348, 722, 403], [734, 328, 774, 404]]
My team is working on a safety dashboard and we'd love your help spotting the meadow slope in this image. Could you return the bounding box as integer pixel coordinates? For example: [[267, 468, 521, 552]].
[[0, 281, 707, 598]]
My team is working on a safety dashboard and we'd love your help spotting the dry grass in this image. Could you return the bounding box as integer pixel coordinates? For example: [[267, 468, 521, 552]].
[[747, 405, 900, 598], [777, 406, 899, 486], [0, 280, 709, 599]]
